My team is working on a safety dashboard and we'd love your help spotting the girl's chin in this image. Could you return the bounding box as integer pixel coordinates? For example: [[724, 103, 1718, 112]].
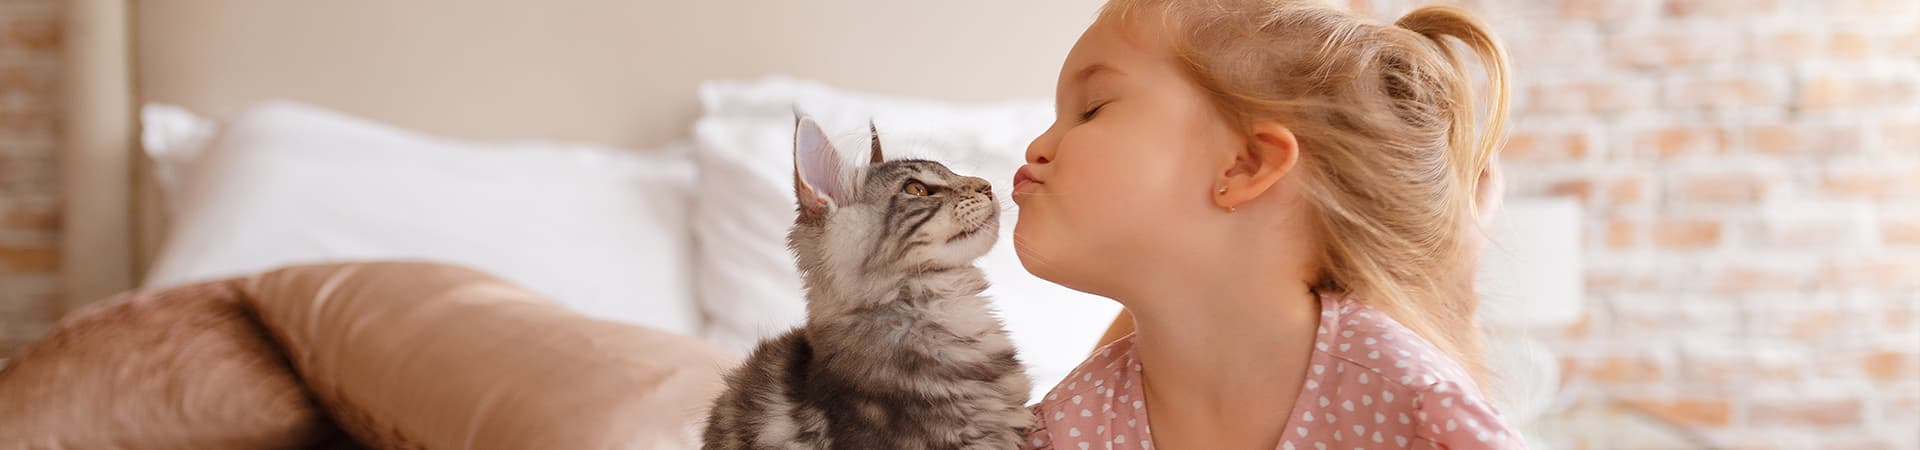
[[1009, 230, 1052, 272]]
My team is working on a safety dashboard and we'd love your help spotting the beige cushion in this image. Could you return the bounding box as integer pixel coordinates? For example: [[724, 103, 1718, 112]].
[[1, 261, 737, 449], [0, 281, 332, 449], [239, 261, 737, 449]]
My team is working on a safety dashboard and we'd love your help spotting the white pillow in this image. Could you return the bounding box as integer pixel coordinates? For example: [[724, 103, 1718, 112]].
[[140, 101, 701, 336], [691, 77, 1124, 400]]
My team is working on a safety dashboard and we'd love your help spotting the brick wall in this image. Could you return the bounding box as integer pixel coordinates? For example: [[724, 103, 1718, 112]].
[[1361, 0, 1920, 448], [0, 0, 61, 354]]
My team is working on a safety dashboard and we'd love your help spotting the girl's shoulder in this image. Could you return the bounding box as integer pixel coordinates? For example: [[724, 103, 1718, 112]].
[[1024, 335, 1152, 450], [1299, 295, 1526, 448], [1313, 295, 1474, 389]]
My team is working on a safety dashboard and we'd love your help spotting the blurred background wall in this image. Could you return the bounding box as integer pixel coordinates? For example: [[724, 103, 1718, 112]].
[[0, 0, 62, 355], [1360, 0, 1917, 447]]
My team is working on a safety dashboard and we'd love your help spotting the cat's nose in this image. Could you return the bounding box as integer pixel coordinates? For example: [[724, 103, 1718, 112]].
[[961, 178, 993, 197]]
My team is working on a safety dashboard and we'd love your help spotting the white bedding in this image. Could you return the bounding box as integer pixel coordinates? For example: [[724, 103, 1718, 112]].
[[138, 78, 1128, 402], [140, 102, 703, 336]]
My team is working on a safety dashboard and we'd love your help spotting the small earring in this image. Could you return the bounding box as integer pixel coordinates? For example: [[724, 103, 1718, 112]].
[[1227, 205, 1237, 213], [1216, 186, 1228, 195]]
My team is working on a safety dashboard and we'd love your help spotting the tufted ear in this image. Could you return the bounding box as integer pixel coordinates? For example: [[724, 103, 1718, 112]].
[[868, 120, 885, 164], [793, 114, 851, 220]]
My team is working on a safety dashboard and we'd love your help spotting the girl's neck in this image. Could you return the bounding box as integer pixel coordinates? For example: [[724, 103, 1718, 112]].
[[1126, 277, 1321, 449]]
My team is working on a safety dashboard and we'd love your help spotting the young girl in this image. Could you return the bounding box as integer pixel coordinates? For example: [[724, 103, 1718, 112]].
[[1010, 0, 1521, 449]]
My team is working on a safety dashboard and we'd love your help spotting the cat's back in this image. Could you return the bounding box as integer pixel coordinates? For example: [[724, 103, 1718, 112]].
[[702, 329, 831, 450]]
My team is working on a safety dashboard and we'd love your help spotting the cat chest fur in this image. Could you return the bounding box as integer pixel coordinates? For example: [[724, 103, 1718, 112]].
[[806, 276, 1020, 392]]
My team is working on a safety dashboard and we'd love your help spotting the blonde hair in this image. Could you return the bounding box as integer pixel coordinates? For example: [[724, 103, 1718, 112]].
[[1100, 0, 1511, 382]]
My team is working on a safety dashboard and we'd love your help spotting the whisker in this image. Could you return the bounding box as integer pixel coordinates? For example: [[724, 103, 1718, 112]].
[[1001, 193, 1078, 199], [1010, 236, 1069, 276]]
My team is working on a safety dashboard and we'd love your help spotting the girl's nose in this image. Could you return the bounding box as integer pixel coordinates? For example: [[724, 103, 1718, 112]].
[[1025, 129, 1057, 164]]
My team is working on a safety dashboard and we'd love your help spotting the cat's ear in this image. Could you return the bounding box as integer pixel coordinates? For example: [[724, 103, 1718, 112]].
[[794, 114, 850, 219], [868, 120, 885, 164]]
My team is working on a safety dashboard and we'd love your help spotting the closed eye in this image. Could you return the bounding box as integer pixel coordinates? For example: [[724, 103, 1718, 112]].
[[1080, 101, 1108, 122]]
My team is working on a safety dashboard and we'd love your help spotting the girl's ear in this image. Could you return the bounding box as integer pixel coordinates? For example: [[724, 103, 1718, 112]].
[[1215, 120, 1300, 211], [794, 114, 852, 220]]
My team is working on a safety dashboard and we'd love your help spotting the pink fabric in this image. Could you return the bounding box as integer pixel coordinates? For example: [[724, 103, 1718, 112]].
[[1024, 295, 1525, 450]]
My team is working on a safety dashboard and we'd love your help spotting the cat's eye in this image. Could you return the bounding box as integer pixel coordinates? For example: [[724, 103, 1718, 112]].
[[903, 181, 930, 196]]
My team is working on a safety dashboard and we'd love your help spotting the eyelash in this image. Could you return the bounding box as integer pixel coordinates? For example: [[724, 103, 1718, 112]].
[[1079, 102, 1108, 122]]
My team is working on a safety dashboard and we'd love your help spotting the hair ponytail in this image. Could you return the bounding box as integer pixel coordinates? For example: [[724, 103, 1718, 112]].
[[1396, 6, 1512, 222]]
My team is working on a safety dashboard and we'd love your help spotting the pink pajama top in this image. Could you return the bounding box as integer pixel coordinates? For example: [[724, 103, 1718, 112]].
[[1023, 294, 1526, 450]]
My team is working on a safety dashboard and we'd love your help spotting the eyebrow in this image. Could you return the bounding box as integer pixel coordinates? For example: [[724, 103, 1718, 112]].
[[1073, 63, 1122, 84]]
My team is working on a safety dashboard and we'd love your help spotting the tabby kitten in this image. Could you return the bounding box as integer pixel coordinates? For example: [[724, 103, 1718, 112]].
[[701, 115, 1033, 450]]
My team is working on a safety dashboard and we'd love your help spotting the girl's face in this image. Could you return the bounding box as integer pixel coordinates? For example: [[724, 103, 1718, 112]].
[[1012, 16, 1246, 298]]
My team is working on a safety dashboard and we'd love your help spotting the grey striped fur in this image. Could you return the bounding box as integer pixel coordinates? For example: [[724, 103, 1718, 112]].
[[702, 116, 1033, 450]]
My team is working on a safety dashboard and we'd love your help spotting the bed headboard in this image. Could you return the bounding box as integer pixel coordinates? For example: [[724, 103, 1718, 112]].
[[59, 0, 1100, 308]]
